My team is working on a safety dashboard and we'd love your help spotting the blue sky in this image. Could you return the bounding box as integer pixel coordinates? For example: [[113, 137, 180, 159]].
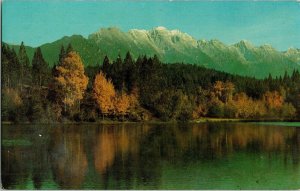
[[3, 1, 300, 50]]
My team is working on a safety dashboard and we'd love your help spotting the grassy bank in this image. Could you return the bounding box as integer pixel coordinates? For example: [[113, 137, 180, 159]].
[[193, 118, 300, 123]]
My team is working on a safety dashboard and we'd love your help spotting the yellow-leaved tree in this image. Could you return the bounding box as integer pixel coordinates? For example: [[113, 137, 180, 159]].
[[263, 91, 284, 109], [93, 71, 116, 118], [54, 51, 88, 112], [212, 81, 235, 103], [114, 93, 130, 119]]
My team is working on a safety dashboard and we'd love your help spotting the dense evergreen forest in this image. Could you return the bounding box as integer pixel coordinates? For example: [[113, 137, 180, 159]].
[[2, 42, 300, 123]]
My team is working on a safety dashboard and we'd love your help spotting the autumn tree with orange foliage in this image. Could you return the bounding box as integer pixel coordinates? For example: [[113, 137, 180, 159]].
[[54, 51, 89, 112], [263, 91, 284, 109], [262, 90, 296, 118], [212, 81, 235, 103], [128, 85, 139, 108], [93, 71, 116, 118], [114, 93, 130, 119], [230, 92, 267, 118]]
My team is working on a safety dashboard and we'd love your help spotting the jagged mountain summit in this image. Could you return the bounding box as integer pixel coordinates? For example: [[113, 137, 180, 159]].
[[8, 26, 300, 78]]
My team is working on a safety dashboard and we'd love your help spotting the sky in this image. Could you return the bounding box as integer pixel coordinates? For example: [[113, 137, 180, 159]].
[[2, 1, 300, 50]]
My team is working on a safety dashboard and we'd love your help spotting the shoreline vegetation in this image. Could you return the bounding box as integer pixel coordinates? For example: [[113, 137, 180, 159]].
[[2, 42, 300, 124], [2, 118, 300, 125]]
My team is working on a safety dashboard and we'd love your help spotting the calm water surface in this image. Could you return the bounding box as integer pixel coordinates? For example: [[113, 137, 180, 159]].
[[2, 122, 300, 189]]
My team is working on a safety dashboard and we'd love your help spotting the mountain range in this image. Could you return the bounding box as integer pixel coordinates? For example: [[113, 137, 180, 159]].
[[8, 26, 300, 78]]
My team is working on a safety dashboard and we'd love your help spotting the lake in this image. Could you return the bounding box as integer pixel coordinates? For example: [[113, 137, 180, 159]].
[[2, 122, 300, 189]]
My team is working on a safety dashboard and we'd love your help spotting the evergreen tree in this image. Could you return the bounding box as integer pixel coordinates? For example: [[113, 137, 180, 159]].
[[10, 48, 21, 88], [102, 55, 110, 75], [59, 45, 66, 62], [124, 52, 133, 66], [292, 69, 300, 82], [47, 46, 66, 104], [111, 54, 124, 91], [123, 52, 136, 92], [32, 47, 49, 87], [1, 44, 11, 88], [18, 42, 31, 86], [1, 44, 20, 88], [66, 43, 73, 54]]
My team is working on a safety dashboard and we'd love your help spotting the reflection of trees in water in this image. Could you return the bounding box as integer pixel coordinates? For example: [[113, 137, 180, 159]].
[[31, 128, 51, 189], [49, 126, 88, 189], [135, 125, 168, 189], [1, 148, 32, 189], [2, 124, 51, 189], [173, 123, 300, 164], [93, 123, 153, 189], [2, 123, 300, 189], [288, 129, 300, 166], [94, 129, 116, 174], [92, 123, 300, 189]]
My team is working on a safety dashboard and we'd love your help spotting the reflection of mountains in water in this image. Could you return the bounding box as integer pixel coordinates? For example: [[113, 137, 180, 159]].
[[2, 123, 300, 189]]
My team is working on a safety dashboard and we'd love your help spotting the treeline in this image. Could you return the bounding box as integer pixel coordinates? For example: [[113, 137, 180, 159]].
[[2, 42, 300, 123]]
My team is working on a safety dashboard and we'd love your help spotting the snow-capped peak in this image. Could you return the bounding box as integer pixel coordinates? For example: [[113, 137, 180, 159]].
[[155, 26, 167, 30]]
